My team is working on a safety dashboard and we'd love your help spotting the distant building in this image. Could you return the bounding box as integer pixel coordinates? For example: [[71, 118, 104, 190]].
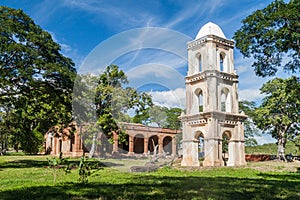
[[44, 122, 180, 157]]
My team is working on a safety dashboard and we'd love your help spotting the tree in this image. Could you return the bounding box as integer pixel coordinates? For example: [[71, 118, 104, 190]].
[[74, 65, 153, 157], [239, 101, 261, 146], [148, 106, 168, 127], [165, 107, 182, 130], [233, 0, 300, 77], [254, 76, 300, 160], [147, 105, 182, 130], [94, 65, 153, 134], [0, 7, 76, 153]]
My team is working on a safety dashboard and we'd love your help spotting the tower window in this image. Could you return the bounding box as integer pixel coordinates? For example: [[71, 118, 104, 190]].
[[220, 53, 225, 72], [219, 52, 229, 72], [195, 88, 204, 112], [198, 54, 202, 72], [221, 88, 231, 112]]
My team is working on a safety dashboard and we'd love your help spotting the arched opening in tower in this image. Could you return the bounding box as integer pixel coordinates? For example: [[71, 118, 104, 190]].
[[220, 52, 228, 72], [221, 88, 231, 112], [195, 88, 204, 112], [195, 131, 205, 159], [198, 54, 202, 72], [222, 131, 231, 166]]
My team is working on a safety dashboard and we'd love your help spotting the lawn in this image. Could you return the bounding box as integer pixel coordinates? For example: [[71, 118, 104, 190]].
[[0, 155, 299, 200], [245, 141, 299, 155]]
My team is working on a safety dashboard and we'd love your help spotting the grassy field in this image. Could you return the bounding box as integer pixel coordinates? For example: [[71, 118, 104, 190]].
[[245, 141, 299, 155], [0, 155, 299, 200]]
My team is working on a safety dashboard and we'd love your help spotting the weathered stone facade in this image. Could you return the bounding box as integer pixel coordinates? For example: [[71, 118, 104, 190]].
[[180, 22, 247, 167], [44, 122, 179, 157]]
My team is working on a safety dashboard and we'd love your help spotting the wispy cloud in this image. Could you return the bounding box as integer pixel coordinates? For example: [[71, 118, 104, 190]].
[[148, 88, 186, 109], [239, 89, 265, 102], [63, 0, 159, 29]]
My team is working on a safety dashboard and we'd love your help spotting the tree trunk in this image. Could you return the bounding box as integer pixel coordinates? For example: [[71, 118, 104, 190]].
[[88, 133, 97, 158], [277, 130, 286, 161]]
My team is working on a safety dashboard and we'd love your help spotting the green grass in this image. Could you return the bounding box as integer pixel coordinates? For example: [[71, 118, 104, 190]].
[[0, 156, 299, 200], [245, 141, 299, 155]]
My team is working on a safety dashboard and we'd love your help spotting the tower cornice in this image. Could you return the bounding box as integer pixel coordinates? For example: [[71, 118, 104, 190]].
[[187, 35, 234, 50], [185, 70, 239, 84]]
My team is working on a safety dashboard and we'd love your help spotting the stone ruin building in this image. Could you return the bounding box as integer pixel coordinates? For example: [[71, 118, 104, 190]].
[[180, 22, 247, 167], [44, 122, 179, 158]]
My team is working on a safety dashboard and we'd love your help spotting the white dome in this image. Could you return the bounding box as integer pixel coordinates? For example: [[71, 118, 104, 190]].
[[195, 22, 226, 39]]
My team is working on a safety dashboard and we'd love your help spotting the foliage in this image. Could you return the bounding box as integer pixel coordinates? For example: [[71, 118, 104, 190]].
[[239, 101, 261, 146], [245, 140, 299, 155], [47, 153, 71, 185], [233, 0, 300, 77], [78, 156, 95, 184], [148, 105, 182, 130], [0, 156, 299, 199], [254, 76, 300, 159], [0, 6, 76, 153], [73, 65, 153, 156], [166, 107, 182, 130], [148, 105, 168, 127], [95, 65, 153, 139]]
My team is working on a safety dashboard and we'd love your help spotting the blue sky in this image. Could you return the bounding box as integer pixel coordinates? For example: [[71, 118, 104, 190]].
[[3, 0, 289, 144]]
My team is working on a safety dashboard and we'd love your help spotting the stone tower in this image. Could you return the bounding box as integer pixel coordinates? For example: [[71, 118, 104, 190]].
[[180, 22, 247, 167]]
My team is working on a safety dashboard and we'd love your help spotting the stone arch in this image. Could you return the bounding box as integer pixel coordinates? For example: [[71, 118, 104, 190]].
[[163, 136, 172, 155], [194, 131, 205, 158], [222, 131, 231, 166], [134, 134, 144, 154], [195, 88, 204, 112], [219, 51, 228, 72], [196, 53, 203, 72], [220, 87, 231, 112], [148, 135, 159, 153]]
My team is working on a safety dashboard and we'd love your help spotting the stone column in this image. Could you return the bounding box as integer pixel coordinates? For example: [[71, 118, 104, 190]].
[[112, 132, 119, 154], [143, 137, 148, 155], [158, 136, 163, 154], [53, 137, 57, 156], [181, 139, 199, 166], [227, 140, 235, 166], [128, 135, 134, 155], [172, 137, 177, 156], [203, 138, 222, 167], [239, 141, 246, 165], [73, 132, 80, 152]]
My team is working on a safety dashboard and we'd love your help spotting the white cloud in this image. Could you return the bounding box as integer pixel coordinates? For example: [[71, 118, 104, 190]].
[[254, 135, 276, 145], [239, 89, 264, 102], [48, 31, 72, 53], [148, 88, 185, 109], [236, 65, 248, 74]]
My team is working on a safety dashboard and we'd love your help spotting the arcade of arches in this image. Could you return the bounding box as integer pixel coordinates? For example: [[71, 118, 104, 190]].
[[44, 122, 179, 157]]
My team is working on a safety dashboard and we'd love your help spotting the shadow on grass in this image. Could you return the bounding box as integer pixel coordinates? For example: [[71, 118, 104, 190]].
[[0, 159, 49, 169], [0, 174, 299, 200], [0, 158, 123, 170], [258, 172, 300, 181]]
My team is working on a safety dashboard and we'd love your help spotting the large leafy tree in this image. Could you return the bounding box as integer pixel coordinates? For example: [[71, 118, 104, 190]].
[[74, 65, 153, 157], [148, 105, 182, 130], [0, 7, 76, 153], [233, 0, 300, 77], [239, 101, 261, 146], [94, 65, 153, 134], [254, 76, 300, 159]]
